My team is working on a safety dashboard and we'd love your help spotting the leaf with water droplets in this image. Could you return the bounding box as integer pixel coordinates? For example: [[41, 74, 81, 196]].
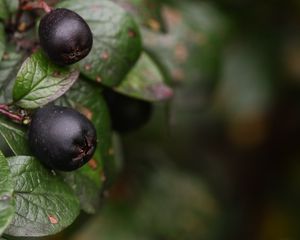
[[0, 151, 15, 235]]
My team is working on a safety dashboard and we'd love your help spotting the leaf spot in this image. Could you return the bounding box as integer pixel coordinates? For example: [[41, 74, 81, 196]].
[[78, 106, 93, 120], [100, 51, 109, 61], [84, 64, 92, 71], [175, 43, 188, 62], [90, 4, 101, 11], [128, 28, 137, 38], [2, 52, 10, 60], [149, 84, 174, 100], [100, 170, 106, 182], [148, 18, 161, 32], [52, 71, 61, 77], [88, 158, 97, 170], [172, 68, 185, 82], [96, 76, 102, 82], [48, 215, 58, 224], [108, 148, 114, 156]]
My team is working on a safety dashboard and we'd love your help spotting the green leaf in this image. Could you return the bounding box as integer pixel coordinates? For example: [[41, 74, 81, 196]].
[[57, 0, 142, 86], [60, 172, 100, 214], [0, 0, 9, 20], [4, 156, 80, 237], [13, 50, 79, 109], [115, 53, 173, 101], [0, 24, 5, 61], [4, 0, 18, 15], [0, 48, 23, 103], [143, 2, 231, 83], [59, 79, 113, 213], [0, 116, 29, 156], [103, 133, 123, 187], [112, 0, 167, 33], [0, 151, 15, 236]]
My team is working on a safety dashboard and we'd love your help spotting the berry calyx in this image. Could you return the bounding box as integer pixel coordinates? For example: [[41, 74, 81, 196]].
[[28, 105, 97, 171], [38, 8, 93, 66]]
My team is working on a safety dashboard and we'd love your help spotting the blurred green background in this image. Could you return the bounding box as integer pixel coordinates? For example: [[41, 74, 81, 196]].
[[47, 0, 300, 239]]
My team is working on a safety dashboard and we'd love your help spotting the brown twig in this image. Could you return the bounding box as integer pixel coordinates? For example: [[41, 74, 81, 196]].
[[0, 104, 26, 124], [20, 0, 52, 13]]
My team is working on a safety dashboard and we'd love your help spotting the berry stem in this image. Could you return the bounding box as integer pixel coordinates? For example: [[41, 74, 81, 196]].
[[0, 104, 26, 124], [20, 0, 52, 13], [39, 0, 52, 13]]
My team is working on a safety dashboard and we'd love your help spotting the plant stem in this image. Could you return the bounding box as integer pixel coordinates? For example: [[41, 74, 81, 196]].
[[20, 0, 52, 13], [0, 104, 25, 124], [39, 0, 52, 13]]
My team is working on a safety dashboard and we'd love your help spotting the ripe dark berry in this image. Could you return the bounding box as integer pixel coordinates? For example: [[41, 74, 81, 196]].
[[28, 105, 97, 171], [103, 90, 153, 133], [39, 8, 93, 66]]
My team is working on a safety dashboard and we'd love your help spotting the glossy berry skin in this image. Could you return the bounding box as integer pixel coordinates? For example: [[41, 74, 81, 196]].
[[28, 105, 97, 171], [39, 8, 93, 66], [103, 90, 153, 133]]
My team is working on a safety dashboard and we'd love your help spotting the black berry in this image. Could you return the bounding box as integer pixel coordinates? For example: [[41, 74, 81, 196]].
[[103, 90, 153, 133], [38, 8, 93, 66], [28, 105, 97, 171]]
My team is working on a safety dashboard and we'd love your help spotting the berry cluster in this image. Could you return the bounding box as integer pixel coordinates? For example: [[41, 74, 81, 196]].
[[28, 8, 95, 171], [27, 7, 151, 171]]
